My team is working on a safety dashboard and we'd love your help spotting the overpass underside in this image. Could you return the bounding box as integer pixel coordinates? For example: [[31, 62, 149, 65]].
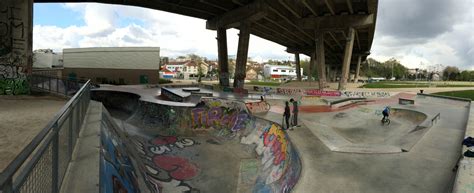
[[1, 0, 378, 92]]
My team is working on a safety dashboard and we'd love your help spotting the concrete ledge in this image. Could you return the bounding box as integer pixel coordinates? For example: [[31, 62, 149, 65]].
[[417, 93, 472, 102], [60, 101, 102, 193], [453, 104, 474, 193]]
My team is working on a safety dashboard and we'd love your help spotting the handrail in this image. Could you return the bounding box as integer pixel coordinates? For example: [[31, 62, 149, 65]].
[[0, 79, 91, 186]]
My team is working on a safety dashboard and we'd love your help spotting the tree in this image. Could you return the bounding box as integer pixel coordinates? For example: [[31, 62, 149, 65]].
[[442, 66, 460, 81]]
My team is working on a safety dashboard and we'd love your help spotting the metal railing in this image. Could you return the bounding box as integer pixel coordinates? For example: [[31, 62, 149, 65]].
[[0, 78, 91, 193], [30, 75, 90, 97]]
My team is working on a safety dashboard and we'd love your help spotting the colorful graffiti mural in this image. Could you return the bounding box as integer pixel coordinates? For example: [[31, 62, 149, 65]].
[[100, 120, 140, 193], [99, 92, 301, 193], [133, 135, 200, 193]]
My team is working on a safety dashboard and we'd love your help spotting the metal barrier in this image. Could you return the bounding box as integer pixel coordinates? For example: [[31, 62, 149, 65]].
[[29, 75, 89, 97], [0, 79, 91, 193]]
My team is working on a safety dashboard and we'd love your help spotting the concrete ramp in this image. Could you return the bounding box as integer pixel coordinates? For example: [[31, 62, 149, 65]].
[[303, 107, 434, 153], [94, 91, 301, 193]]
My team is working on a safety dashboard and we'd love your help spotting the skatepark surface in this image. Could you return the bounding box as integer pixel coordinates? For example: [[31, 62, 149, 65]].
[[81, 85, 471, 193], [92, 90, 301, 193]]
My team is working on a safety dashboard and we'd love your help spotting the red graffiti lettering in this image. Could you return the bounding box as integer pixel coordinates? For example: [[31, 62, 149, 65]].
[[153, 155, 199, 181]]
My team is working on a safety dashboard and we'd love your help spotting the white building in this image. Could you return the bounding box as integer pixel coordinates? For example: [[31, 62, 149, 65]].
[[33, 49, 63, 68], [263, 64, 303, 80], [63, 47, 160, 84]]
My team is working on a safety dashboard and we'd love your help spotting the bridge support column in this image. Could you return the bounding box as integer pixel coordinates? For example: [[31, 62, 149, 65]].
[[354, 55, 362, 83], [309, 52, 315, 82], [315, 32, 326, 90], [217, 27, 229, 87], [295, 53, 301, 81], [234, 22, 250, 89], [338, 28, 355, 90], [0, 0, 33, 95]]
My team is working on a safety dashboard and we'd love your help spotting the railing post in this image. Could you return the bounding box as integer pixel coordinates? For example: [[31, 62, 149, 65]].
[[49, 76, 52, 93], [51, 123, 59, 193], [56, 77, 59, 94], [65, 80, 68, 96], [42, 76, 45, 89], [68, 108, 74, 158]]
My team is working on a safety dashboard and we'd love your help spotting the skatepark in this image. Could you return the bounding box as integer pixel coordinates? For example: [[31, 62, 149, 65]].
[[70, 83, 472, 193]]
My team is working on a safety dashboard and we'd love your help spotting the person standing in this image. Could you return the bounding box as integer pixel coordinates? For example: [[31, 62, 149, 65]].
[[290, 98, 299, 129], [283, 101, 291, 130]]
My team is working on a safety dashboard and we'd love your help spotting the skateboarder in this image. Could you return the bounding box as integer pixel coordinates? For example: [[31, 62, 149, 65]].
[[382, 106, 391, 122], [290, 98, 299, 129], [283, 101, 291, 130]]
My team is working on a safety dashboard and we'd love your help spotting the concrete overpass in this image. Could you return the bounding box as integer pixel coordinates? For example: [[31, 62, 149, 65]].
[[1, 0, 377, 91]]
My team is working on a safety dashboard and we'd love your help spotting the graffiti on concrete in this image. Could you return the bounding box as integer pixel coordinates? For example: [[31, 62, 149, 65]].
[[134, 135, 200, 193], [341, 91, 391, 98], [261, 124, 288, 183], [100, 124, 140, 193], [0, 78, 28, 95], [305, 89, 341, 96], [191, 107, 249, 131], [0, 6, 26, 56], [149, 136, 196, 155], [276, 88, 304, 95], [245, 101, 270, 114], [0, 5, 29, 95], [241, 120, 301, 192]]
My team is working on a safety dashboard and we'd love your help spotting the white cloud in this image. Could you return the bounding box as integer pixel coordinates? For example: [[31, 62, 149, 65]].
[[33, 3, 293, 62]]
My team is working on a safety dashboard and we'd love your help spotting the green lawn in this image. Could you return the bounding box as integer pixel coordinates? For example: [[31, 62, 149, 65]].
[[432, 90, 474, 101], [247, 81, 282, 87], [360, 81, 474, 88]]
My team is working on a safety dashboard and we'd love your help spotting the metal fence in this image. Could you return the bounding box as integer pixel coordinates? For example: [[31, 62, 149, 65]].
[[29, 75, 88, 97], [0, 78, 91, 193]]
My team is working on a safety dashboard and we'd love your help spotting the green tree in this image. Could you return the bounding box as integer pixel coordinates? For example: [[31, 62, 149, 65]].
[[442, 66, 460, 81]]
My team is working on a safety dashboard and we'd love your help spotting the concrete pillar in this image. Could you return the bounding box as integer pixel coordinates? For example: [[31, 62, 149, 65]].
[[0, 0, 33, 95], [233, 22, 250, 88], [338, 28, 355, 90], [217, 27, 229, 87], [354, 55, 362, 83], [295, 53, 301, 81], [315, 32, 326, 90], [309, 52, 315, 82]]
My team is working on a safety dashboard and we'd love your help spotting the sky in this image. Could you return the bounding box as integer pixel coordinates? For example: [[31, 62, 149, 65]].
[[33, 0, 473, 70]]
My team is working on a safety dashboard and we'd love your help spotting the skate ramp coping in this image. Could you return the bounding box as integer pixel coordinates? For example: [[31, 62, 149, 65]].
[[94, 90, 302, 193]]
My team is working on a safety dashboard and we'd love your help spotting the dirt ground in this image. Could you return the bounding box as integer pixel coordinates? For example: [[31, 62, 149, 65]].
[[0, 95, 66, 172]]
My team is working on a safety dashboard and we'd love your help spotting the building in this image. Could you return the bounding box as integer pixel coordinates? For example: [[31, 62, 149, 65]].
[[63, 47, 160, 84], [33, 49, 63, 68], [263, 64, 303, 80], [246, 68, 258, 80]]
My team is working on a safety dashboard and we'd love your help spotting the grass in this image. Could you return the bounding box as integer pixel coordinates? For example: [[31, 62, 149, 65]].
[[360, 81, 474, 88], [247, 80, 282, 87], [432, 90, 474, 101]]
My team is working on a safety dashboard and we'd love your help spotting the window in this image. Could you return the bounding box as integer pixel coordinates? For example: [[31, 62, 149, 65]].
[[272, 69, 278, 72], [290, 70, 294, 73], [281, 70, 286, 72]]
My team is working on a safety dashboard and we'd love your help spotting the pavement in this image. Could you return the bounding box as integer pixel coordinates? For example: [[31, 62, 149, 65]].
[[58, 83, 472, 193], [256, 94, 470, 193]]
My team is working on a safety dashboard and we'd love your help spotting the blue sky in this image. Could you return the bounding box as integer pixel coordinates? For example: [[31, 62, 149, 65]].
[[34, 4, 84, 27], [32, 2, 473, 70]]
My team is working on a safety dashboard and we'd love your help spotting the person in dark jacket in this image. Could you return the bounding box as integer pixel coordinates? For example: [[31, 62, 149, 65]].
[[283, 101, 291, 130], [290, 98, 298, 129]]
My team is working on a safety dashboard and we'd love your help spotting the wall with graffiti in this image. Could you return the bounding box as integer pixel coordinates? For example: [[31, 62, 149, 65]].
[[246, 101, 271, 114], [253, 86, 392, 98], [96, 90, 301, 193], [0, 1, 31, 95]]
